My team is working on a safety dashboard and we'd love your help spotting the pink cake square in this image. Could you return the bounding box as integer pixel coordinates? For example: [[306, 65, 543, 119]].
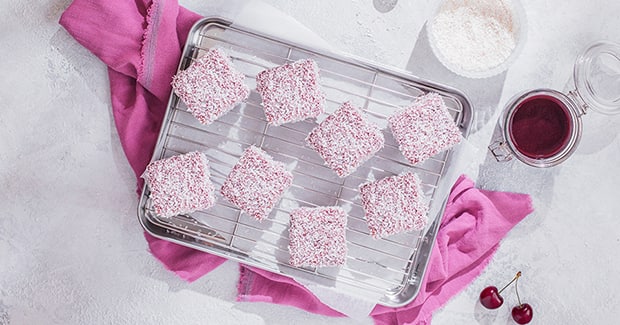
[[288, 206, 348, 267], [220, 146, 293, 221], [256, 59, 325, 125], [172, 48, 250, 125], [306, 102, 385, 177], [388, 92, 462, 165], [143, 151, 216, 218], [359, 172, 428, 238]]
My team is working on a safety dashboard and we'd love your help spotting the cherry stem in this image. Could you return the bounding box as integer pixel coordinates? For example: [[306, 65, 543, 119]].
[[498, 271, 522, 295], [515, 272, 522, 307]]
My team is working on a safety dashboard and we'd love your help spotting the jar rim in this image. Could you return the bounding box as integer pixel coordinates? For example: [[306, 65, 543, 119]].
[[501, 89, 583, 167]]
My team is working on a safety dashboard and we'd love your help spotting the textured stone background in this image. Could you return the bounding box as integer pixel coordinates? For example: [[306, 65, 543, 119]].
[[1, 0, 620, 324]]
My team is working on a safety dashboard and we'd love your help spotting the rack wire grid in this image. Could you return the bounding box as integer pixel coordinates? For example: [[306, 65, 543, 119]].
[[138, 18, 472, 307]]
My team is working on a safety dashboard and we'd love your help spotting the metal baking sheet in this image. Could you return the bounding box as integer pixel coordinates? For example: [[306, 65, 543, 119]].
[[137, 17, 473, 307]]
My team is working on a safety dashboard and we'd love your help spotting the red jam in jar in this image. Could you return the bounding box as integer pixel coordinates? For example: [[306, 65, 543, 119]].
[[491, 41, 620, 168], [508, 94, 572, 159]]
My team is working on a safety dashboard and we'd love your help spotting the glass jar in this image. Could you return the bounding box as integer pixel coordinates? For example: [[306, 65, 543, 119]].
[[489, 41, 620, 167]]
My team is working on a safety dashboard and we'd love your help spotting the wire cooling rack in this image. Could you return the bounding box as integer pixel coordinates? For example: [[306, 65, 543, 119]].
[[138, 17, 472, 307]]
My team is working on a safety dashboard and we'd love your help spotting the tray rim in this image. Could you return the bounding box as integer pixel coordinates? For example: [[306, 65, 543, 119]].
[[137, 16, 474, 307]]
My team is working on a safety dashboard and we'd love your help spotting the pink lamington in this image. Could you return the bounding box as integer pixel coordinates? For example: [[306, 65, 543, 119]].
[[256, 59, 325, 125], [388, 92, 462, 165], [220, 146, 293, 221], [288, 206, 348, 267], [306, 102, 384, 177], [359, 172, 428, 238], [172, 48, 250, 125], [143, 151, 216, 218]]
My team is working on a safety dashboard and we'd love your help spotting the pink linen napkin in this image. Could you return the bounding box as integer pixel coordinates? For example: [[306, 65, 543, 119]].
[[59, 0, 227, 280], [59, 1, 534, 323], [238, 175, 533, 324]]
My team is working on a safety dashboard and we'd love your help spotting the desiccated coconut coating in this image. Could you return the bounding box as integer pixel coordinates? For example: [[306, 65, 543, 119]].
[[288, 206, 348, 267], [359, 172, 428, 238], [172, 48, 250, 125], [143, 151, 216, 218], [306, 101, 385, 177], [255, 59, 326, 125], [388, 92, 462, 165], [220, 146, 293, 221]]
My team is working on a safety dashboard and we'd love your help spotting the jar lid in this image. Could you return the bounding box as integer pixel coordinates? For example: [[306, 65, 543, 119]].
[[573, 41, 620, 115]]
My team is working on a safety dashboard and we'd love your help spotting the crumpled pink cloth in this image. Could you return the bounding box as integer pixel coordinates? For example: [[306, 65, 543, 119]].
[[59, 0, 226, 280], [238, 174, 533, 324], [59, 1, 534, 323]]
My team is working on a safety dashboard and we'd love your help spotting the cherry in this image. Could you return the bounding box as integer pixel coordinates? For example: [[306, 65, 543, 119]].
[[479, 286, 503, 309], [511, 273, 533, 324], [512, 303, 533, 324], [479, 271, 521, 309]]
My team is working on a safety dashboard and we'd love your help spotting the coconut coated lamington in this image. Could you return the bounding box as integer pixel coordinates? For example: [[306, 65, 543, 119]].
[[172, 48, 250, 125], [255, 59, 325, 125], [220, 146, 293, 221], [143, 151, 216, 218], [306, 101, 385, 177], [288, 206, 348, 267], [388, 92, 462, 165], [359, 172, 428, 238]]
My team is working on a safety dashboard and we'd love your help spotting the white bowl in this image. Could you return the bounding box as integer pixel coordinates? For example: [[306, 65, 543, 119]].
[[427, 0, 527, 79]]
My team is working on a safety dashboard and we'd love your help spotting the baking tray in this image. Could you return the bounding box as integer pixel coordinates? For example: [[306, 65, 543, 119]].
[[138, 17, 473, 307]]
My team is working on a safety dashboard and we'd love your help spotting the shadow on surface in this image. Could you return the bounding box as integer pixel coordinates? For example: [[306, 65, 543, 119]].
[[475, 121, 560, 226], [575, 110, 620, 155], [406, 23, 562, 222], [406, 24, 508, 133]]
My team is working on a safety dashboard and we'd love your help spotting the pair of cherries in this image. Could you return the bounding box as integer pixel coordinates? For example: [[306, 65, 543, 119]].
[[479, 271, 533, 324]]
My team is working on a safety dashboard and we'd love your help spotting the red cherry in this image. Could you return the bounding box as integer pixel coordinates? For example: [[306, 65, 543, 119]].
[[479, 286, 503, 309], [479, 271, 521, 310], [512, 303, 533, 324]]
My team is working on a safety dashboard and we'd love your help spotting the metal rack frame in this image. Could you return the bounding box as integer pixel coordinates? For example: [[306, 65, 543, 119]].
[[138, 17, 473, 307]]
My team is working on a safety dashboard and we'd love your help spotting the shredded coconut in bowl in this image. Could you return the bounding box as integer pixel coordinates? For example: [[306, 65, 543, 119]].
[[428, 0, 525, 78]]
